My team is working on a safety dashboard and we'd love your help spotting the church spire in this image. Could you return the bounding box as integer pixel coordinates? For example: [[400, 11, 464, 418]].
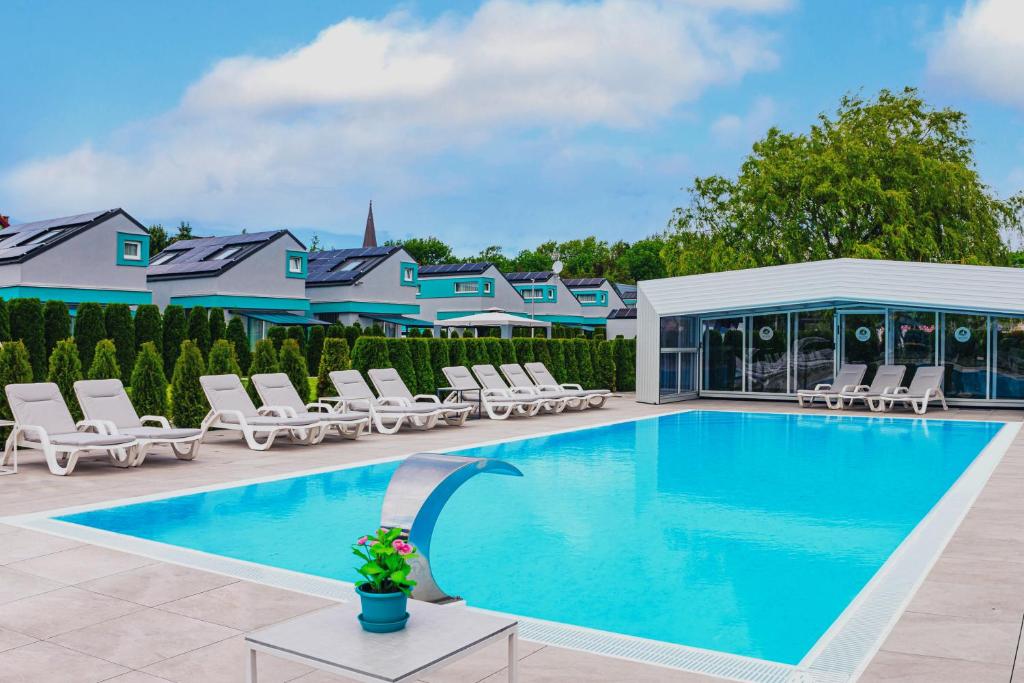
[[362, 201, 377, 248]]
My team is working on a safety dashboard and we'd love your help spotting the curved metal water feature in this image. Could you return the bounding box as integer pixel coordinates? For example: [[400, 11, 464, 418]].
[[380, 452, 522, 603]]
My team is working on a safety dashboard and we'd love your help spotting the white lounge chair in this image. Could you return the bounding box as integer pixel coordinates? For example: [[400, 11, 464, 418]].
[[795, 364, 867, 407], [825, 365, 907, 411], [74, 378, 203, 466], [326, 370, 443, 435], [367, 368, 472, 426], [250, 373, 370, 442], [442, 366, 538, 420], [199, 374, 321, 450], [2, 382, 137, 475], [472, 364, 562, 414], [523, 362, 612, 408], [500, 363, 588, 411], [876, 366, 949, 414]]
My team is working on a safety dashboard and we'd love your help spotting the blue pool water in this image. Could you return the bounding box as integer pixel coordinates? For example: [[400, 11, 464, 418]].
[[57, 411, 1003, 664]]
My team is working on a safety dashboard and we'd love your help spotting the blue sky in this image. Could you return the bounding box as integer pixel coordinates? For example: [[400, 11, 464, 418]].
[[1, 0, 1022, 254]]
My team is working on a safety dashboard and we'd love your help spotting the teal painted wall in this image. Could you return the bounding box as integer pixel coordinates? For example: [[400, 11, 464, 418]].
[[417, 276, 495, 299], [309, 301, 420, 315], [573, 289, 608, 307], [514, 283, 557, 303], [116, 232, 151, 267], [0, 285, 151, 305], [400, 261, 419, 287], [285, 250, 308, 279], [169, 294, 310, 311]]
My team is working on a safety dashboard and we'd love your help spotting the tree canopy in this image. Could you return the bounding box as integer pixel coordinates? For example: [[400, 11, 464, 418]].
[[663, 87, 1024, 275]]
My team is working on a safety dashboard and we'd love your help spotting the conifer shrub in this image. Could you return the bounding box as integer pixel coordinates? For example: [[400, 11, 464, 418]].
[[280, 338, 311, 403], [47, 338, 83, 420], [316, 337, 351, 399], [386, 339, 417, 393], [226, 316, 251, 372], [208, 307, 226, 344], [87, 339, 121, 380], [0, 341, 34, 422], [369, 323, 384, 337], [326, 322, 345, 338], [170, 340, 207, 429], [464, 338, 487, 366], [43, 300, 71, 359], [286, 326, 306, 355], [307, 325, 325, 376], [421, 328, 433, 338], [267, 326, 287, 351], [546, 338, 566, 382], [409, 338, 433, 395], [448, 337, 469, 369], [351, 336, 391, 384], [560, 340, 579, 384], [134, 304, 163, 357], [532, 338, 553, 373], [162, 305, 187, 376], [0, 299, 10, 341], [428, 338, 451, 391], [612, 337, 635, 391], [512, 338, 534, 365], [498, 339, 517, 366], [10, 298, 47, 380], [246, 339, 279, 404], [207, 338, 242, 376], [573, 338, 595, 389], [344, 324, 361, 348], [481, 337, 503, 368], [596, 340, 616, 391], [103, 303, 135, 383], [187, 306, 210, 356], [130, 342, 168, 417]]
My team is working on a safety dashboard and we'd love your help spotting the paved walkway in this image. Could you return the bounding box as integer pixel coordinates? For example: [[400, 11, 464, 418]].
[[0, 397, 1020, 682]]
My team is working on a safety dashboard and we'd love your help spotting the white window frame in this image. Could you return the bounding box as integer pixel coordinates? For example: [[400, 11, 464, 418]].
[[288, 255, 304, 273], [578, 293, 597, 304], [483, 281, 492, 294], [403, 267, 414, 282], [122, 240, 142, 261], [210, 246, 242, 261], [455, 281, 480, 294]]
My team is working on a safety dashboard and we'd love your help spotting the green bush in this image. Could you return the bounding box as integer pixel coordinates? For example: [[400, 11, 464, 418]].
[[448, 338, 468, 368], [75, 302, 106, 375], [87, 339, 121, 380], [134, 304, 163, 356], [103, 303, 135, 383], [464, 338, 487, 367], [326, 322, 345, 339], [571, 339, 594, 389], [595, 340, 616, 391], [208, 308, 226, 345], [226, 316, 251, 372], [344, 324, 361, 349], [207, 338, 242, 376], [483, 338, 504, 368], [512, 338, 534, 365], [612, 338, 635, 391], [10, 298, 46, 380], [410, 338, 434, 395], [317, 337, 351, 399], [386, 339, 417, 393], [47, 338, 83, 420], [280, 338, 311, 403], [428, 339, 451, 390], [187, 306, 210, 356], [307, 325, 325, 376], [351, 336, 390, 384], [0, 299, 10, 341], [170, 340, 207, 428], [421, 328, 433, 338], [561, 340, 580, 385], [162, 305, 187, 376], [130, 342, 168, 417], [546, 338, 565, 382], [0, 341, 34, 422], [286, 326, 306, 355], [266, 326, 287, 351], [498, 339, 516, 366], [43, 300, 71, 359], [246, 339, 279, 404], [594, 326, 606, 341]]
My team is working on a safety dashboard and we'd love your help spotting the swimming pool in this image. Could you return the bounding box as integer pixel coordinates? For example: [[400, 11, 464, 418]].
[[48, 411, 1009, 675]]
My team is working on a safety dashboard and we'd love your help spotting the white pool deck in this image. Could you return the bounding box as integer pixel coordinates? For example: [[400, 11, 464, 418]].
[[0, 397, 1022, 682]]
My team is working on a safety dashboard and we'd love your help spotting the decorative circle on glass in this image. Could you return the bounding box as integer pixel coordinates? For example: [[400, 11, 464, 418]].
[[759, 326, 774, 341], [854, 326, 871, 342], [954, 326, 971, 343]]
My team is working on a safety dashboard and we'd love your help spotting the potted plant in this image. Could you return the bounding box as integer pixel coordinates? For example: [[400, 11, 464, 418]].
[[352, 527, 419, 632]]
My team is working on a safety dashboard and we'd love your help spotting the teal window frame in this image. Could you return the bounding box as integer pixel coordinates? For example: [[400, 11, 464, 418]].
[[400, 261, 419, 287], [116, 232, 150, 267], [285, 250, 308, 279], [575, 289, 607, 307]]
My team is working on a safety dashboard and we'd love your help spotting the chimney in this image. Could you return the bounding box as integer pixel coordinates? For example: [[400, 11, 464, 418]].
[[362, 201, 377, 248]]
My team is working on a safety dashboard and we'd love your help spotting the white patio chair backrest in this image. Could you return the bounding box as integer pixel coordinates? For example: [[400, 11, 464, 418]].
[[500, 364, 535, 388], [250, 373, 304, 411], [199, 374, 258, 417], [832, 364, 867, 389], [74, 379, 143, 429], [328, 370, 376, 402], [5, 382, 78, 434], [867, 365, 906, 393], [367, 368, 414, 402], [906, 366, 944, 395], [524, 362, 558, 386], [442, 366, 480, 392], [472, 365, 510, 392]]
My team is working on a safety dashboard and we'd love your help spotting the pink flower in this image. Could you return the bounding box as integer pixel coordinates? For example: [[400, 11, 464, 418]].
[[357, 536, 367, 546], [392, 539, 404, 550], [397, 543, 413, 556]]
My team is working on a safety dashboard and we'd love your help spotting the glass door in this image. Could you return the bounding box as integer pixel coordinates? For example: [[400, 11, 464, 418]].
[[840, 312, 886, 384], [943, 314, 988, 399], [659, 316, 698, 399], [747, 314, 788, 392], [891, 310, 937, 387]]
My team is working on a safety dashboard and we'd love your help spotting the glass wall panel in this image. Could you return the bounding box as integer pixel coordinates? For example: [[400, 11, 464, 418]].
[[748, 314, 788, 392], [659, 353, 679, 397], [702, 318, 744, 391], [793, 310, 835, 391], [841, 313, 886, 384], [943, 314, 988, 399], [660, 316, 696, 349], [994, 318, 1024, 399], [892, 310, 936, 387]]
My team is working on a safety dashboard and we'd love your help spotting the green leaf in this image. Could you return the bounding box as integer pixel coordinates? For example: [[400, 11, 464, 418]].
[[360, 563, 384, 575]]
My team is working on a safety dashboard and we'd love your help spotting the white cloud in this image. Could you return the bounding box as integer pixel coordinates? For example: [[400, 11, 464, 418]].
[[710, 96, 776, 144], [2, 0, 784, 233], [927, 0, 1024, 108]]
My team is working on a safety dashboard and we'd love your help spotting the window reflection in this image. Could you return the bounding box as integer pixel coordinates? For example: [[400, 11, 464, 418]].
[[793, 310, 834, 390], [994, 318, 1024, 399], [943, 314, 987, 398], [748, 314, 787, 392], [892, 310, 936, 387], [703, 318, 744, 391]]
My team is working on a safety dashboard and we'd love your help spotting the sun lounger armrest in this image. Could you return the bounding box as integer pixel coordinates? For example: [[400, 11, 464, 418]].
[[813, 383, 832, 391], [508, 387, 537, 396], [13, 424, 51, 446], [376, 396, 410, 407], [413, 394, 442, 404], [888, 387, 908, 395], [139, 415, 172, 428], [838, 384, 860, 393], [77, 419, 116, 435], [317, 396, 347, 411], [481, 388, 511, 399], [212, 409, 250, 427], [560, 383, 584, 391], [259, 405, 297, 418], [305, 402, 337, 413]]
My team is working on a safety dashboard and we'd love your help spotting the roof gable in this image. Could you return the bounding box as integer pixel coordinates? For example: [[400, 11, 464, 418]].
[[147, 229, 301, 281], [0, 208, 144, 265], [306, 246, 401, 286]]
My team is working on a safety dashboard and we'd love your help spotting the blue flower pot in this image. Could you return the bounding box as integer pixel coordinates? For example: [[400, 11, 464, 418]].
[[356, 584, 409, 633]]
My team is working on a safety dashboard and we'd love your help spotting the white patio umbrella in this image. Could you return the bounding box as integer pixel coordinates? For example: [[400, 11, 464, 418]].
[[435, 310, 550, 338]]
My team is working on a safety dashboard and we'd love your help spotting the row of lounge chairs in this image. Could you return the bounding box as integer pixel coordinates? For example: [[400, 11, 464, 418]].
[[797, 364, 948, 414], [0, 361, 614, 476]]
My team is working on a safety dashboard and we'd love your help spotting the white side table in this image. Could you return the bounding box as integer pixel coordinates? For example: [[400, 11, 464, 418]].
[[245, 599, 518, 682]]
